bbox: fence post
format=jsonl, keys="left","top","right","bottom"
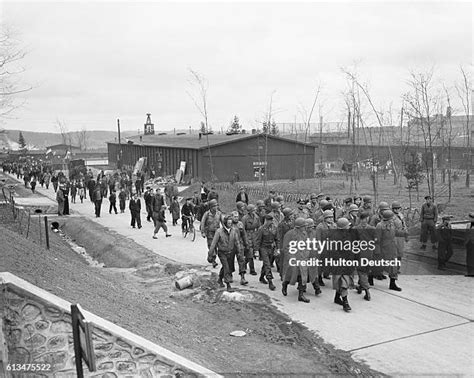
{"left": 44, "top": 216, "right": 50, "bottom": 250}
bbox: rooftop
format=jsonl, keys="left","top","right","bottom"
{"left": 108, "top": 133, "right": 312, "bottom": 150}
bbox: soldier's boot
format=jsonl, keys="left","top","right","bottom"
{"left": 318, "top": 275, "right": 325, "bottom": 286}
{"left": 389, "top": 278, "right": 402, "bottom": 291}
{"left": 240, "top": 273, "right": 248, "bottom": 286}
{"left": 226, "top": 282, "right": 234, "bottom": 293}
{"left": 268, "top": 279, "right": 276, "bottom": 291}
{"left": 313, "top": 284, "right": 322, "bottom": 296}
{"left": 356, "top": 285, "right": 363, "bottom": 294}
{"left": 298, "top": 290, "right": 310, "bottom": 303}
{"left": 368, "top": 275, "right": 374, "bottom": 286}
{"left": 259, "top": 276, "right": 268, "bottom": 285}
{"left": 282, "top": 282, "right": 288, "bottom": 296}
{"left": 364, "top": 289, "right": 371, "bottom": 301}
{"left": 217, "top": 278, "right": 225, "bottom": 288}
{"left": 342, "top": 296, "right": 351, "bottom": 312}
{"left": 248, "top": 259, "right": 257, "bottom": 275}
{"left": 334, "top": 291, "right": 343, "bottom": 306}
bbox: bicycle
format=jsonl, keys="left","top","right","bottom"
{"left": 182, "top": 214, "right": 196, "bottom": 241}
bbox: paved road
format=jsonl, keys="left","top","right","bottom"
{"left": 6, "top": 173, "right": 474, "bottom": 376}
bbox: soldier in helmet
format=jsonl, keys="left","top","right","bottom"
{"left": 392, "top": 201, "right": 408, "bottom": 273}
{"left": 241, "top": 204, "right": 260, "bottom": 275}
{"left": 347, "top": 204, "right": 360, "bottom": 226}
{"left": 230, "top": 211, "right": 250, "bottom": 286}
{"left": 374, "top": 210, "right": 408, "bottom": 291}
{"left": 281, "top": 217, "right": 311, "bottom": 303}
{"left": 306, "top": 218, "right": 322, "bottom": 296}
{"left": 264, "top": 190, "right": 276, "bottom": 213}
{"left": 337, "top": 197, "right": 354, "bottom": 219}
{"left": 331, "top": 217, "right": 355, "bottom": 312}
{"left": 255, "top": 214, "right": 278, "bottom": 291}
{"left": 370, "top": 201, "right": 391, "bottom": 227}
{"left": 294, "top": 199, "right": 310, "bottom": 219}
{"left": 316, "top": 209, "right": 337, "bottom": 284}
{"left": 420, "top": 195, "right": 438, "bottom": 250}
{"left": 275, "top": 195, "right": 285, "bottom": 211}
{"left": 436, "top": 215, "right": 453, "bottom": 270}
{"left": 256, "top": 199, "right": 267, "bottom": 224}
{"left": 236, "top": 201, "right": 247, "bottom": 222}
{"left": 308, "top": 193, "right": 320, "bottom": 220}
{"left": 276, "top": 207, "right": 295, "bottom": 280}
{"left": 353, "top": 212, "right": 375, "bottom": 299}
{"left": 269, "top": 201, "right": 283, "bottom": 226}
{"left": 200, "top": 199, "right": 223, "bottom": 267}
{"left": 314, "top": 199, "right": 330, "bottom": 225}
{"left": 360, "top": 195, "right": 374, "bottom": 217}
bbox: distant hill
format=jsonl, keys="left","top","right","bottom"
{"left": 0, "top": 129, "right": 138, "bottom": 150}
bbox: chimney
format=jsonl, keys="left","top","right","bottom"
{"left": 251, "top": 129, "right": 256, "bottom": 134}
{"left": 199, "top": 133, "right": 202, "bottom": 140}
{"left": 139, "top": 135, "right": 143, "bottom": 142}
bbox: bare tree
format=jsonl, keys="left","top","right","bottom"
{"left": 403, "top": 69, "right": 444, "bottom": 201}
{"left": 55, "top": 118, "right": 71, "bottom": 146}
{"left": 187, "top": 69, "right": 214, "bottom": 180}
{"left": 75, "top": 126, "right": 89, "bottom": 151}
{"left": 456, "top": 65, "right": 472, "bottom": 188}
{"left": 0, "top": 25, "right": 31, "bottom": 117}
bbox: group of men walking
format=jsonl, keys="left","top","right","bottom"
{"left": 202, "top": 190, "right": 473, "bottom": 312}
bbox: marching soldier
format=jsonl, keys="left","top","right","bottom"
{"left": 305, "top": 218, "right": 322, "bottom": 296}
{"left": 331, "top": 218, "right": 356, "bottom": 312}
{"left": 255, "top": 214, "right": 278, "bottom": 291}
{"left": 347, "top": 204, "right": 360, "bottom": 226}
{"left": 354, "top": 212, "right": 375, "bottom": 299}
{"left": 359, "top": 195, "right": 374, "bottom": 217}
{"left": 264, "top": 190, "right": 276, "bottom": 213}
{"left": 241, "top": 204, "right": 261, "bottom": 275}
{"left": 229, "top": 211, "right": 249, "bottom": 286}
{"left": 294, "top": 199, "right": 310, "bottom": 219}
{"left": 208, "top": 215, "right": 236, "bottom": 292}
{"left": 420, "top": 195, "right": 438, "bottom": 250}
{"left": 375, "top": 210, "right": 408, "bottom": 291}
{"left": 200, "top": 199, "right": 223, "bottom": 267}
{"left": 308, "top": 193, "right": 319, "bottom": 220}
{"left": 370, "top": 202, "right": 390, "bottom": 227}
{"left": 316, "top": 210, "right": 337, "bottom": 283}
{"left": 269, "top": 201, "right": 283, "bottom": 226}
{"left": 276, "top": 208, "right": 295, "bottom": 279}
{"left": 392, "top": 201, "right": 409, "bottom": 272}
{"left": 256, "top": 200, "right": 267, "bottom": 224}
{"left": 236, "top": 201, "right": 247, "bottom": 221}
{"left": 281, "top": 218, "right": 311, "bottom": 303}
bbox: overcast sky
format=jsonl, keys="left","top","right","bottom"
{"left": 1, "top": 1, "right": 472, "bottom": 133}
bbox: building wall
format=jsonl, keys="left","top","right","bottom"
{"left": 200, "top": 136, "right": 315, "bottom": 181}
{"left": 108, "top": 143, "right": 199, "bottom": 177}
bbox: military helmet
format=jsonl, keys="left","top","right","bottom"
{"left": 336, "top": 217, "right": 350, "bottom": 229}
{"left": 247, "top": 204, "right": 256, "bottom": 212}
{"left": 319, "top": 199, "right": 329, "bottom": 209}
{"left": 363, "top": 195, "right": 372, "bottom": 203}
{"left": 382, "top": 210, "right": 394, "bottom": 220}
{"left": 236, "top": 201, "right": 245, "bottom": 209}
{"left": 282, "top": 207, "right": 294, "bottom": 216}
{"left": 294, "top": 217, "right": 307, "bottom": 228}
{"left": 271, "top": 202, "right": 281, "bottom": 209}
{"left": 378, "top": 201, "right": 390, "bottom": 211}
{"left": 209, "top": 199, "right": 218, "bottom": 207}
{"left": 391, "top": 201, "right": 402, "bottom": 209}
{"left": 348, "top": 204, "right": 359, "bottom": 212}
{"left": 323, "top": 210, "right": 334, "bottom": 219}
{"left": 276, "top": 195, "right": 284, "bottom": 202}
{"left": 256, "top": 200, "right": 264, "bottom": 207}
{"left": 305, "top": 218, "right": 315, "bottom": 227}
{"left": 310, "top": 193, "right": 317, "bottom": 199}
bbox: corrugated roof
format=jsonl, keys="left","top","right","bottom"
{"left": 108, "top": 133, "right": 313, "bottom": 150}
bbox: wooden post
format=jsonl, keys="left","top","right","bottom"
{"left": 44, "top": 216, "right": 50, "bottom": 249}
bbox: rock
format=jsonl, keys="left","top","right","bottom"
{"left": 220, "top": 291, "right": 255, "bottom": 302}
{"left": 230, "top": 330, "right": 246, "bottom": 337}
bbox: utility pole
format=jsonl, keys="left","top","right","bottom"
{"left": 117, "top": 119, "right": 122, "bottom": 169}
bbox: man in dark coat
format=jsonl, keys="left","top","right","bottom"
{"left": 92, "top": 185, "right": 103, "bottom": 218}
{"left": 236, "top": 187, "right": 249, "bottom": 205}
{"left": 144, "top": 187, "right": 153, "bottom": 221}
{"left": 281, "top": 218, "right": 311, "bottom": 303}
{"left": 436, "top": 215, "right": 453, "bottom": 270}
{"left": 255, "top": 214, "right": 278, "bottom": 291}
{"left": 129, "top": 192, "right": 142, "bottom": 229}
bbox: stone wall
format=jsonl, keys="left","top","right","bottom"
{"left": 0, "top": 275, "right": 218, "bottom": 377}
